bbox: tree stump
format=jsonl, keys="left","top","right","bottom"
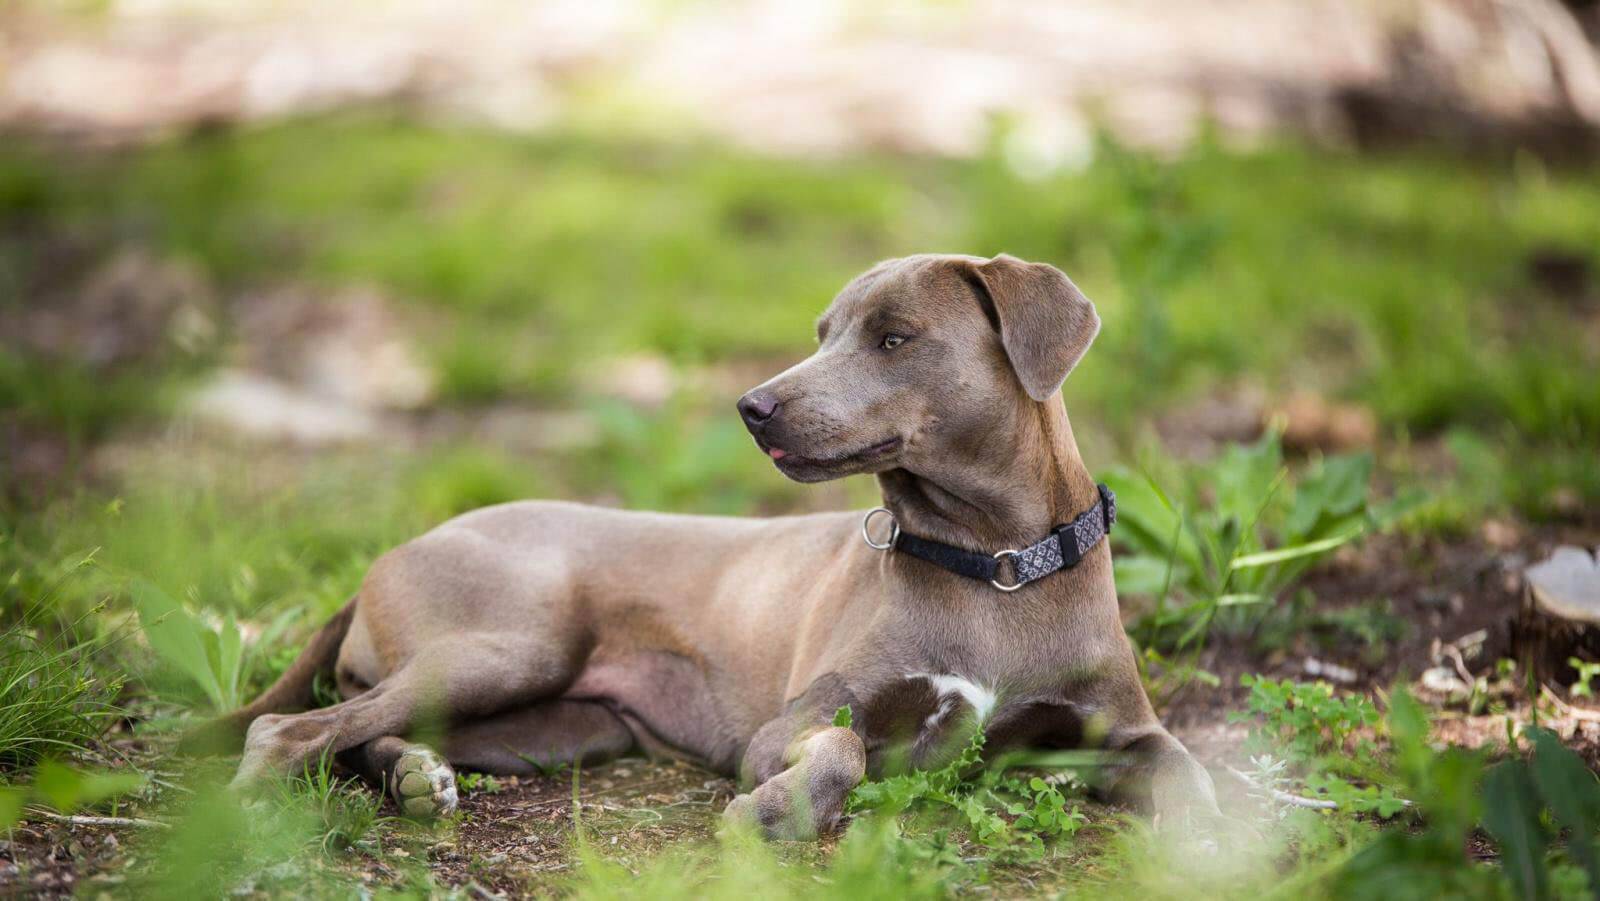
{"left": 1517, "top": 546, "right": 1600, "bottom": 691}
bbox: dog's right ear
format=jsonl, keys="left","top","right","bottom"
{"left": 958, "top": 254, "right": 1101, "bottom": 402}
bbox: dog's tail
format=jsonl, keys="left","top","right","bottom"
{"left": 178, "top": 597, "right": 358, "bottom": 756}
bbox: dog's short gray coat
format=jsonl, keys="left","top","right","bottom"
{"left": 219, "top": 253, "right": 1219, "bottom": 836}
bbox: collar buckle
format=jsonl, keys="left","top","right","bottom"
{"left": 989, "top": 549, "right": 1024, "bottom": 592}
{"left": 861, "top": 507, "right": 900, "bottom": 551}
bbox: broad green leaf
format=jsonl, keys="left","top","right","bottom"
{"left": 1210, "top": 434, "right": 1282, "bottom": 528}
{"left": 217, "top": 611, "right": 243, "bottom": 710}
{"left": 832, "top": 705, "right": 853, "bottom": 729}
{"left": 1529, "top": 728, "right": 1600, "bottom": 892}
{"left": 1387, "top": 689, "right": 1432, "bottom": 786}
{"left": 1113, "top": 554, "right": 1179, "bottom": 596}
{"left": 1482, "top": 760, "right": 1550, "bottom": 901}
{"left": 133, "top": 580, "right": 223, "bottom": 709}
{"left": 1286, "top": 452, "right": 1372, "bottom": 539}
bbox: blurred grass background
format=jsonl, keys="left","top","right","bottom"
{"left": 2, "top": 107, "right": 1597, "bottom": 698}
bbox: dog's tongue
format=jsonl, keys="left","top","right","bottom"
{"left": 768, "top": 448, "right": 788, "bottom": 460}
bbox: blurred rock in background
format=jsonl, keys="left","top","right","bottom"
{"left": 187, "top": 287, "right": 436, "bottom": 446}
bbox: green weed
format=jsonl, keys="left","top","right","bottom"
{"left": 1108, "top": 432, "right": 1393, "bottom": 652}
{"left": 132, "top": 579, "right": 299, "bottom": 712}
{"left": 406, "top": 445, "right": 549, "bottom": 522}
{"left": 455, "top": 771, "right": 503, "bottom": 795}
{"left": 1332, "top": 692, "right": 1600, "bottom": 900}
{"left": 1570, "top": 658, "right": 1600, "bottom": 699}
{"left": 1231, "top": 675, "right": 1406, "bottom": 817}
{"left": 849, "top": 727, "right": 1090, "bottom": 866}
{"left": 272, "top": 749, "right": 388, "bottom": 854}
{"left": 127, "top": 752, "right": 426, "bottom": 897}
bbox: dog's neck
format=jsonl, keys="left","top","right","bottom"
{"left": 878, "top": 396, "right": 1099, "bottom": 553}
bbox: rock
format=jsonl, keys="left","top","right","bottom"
{"left": 1303, "top": 657, "right": 1358, "bottom": 684}
{"left": 1418, "top": 666, "right": 1472, "bottom": 702}
{"left": 1274, "top": 392, "right": 1377, "bottom": 452}
{"left": 184, "top": 286, "right": 437, "bottom": 445}
{"left": 591, "top": 354, "right": 675, "bottom": 408}
{"left": 1481, "top": 518, "right": 1523, "bottom": 550}
{"left": 232, "top": 286, "right": 435, "bottom": 411}
{"left": 187, "top": 369, "right": 380, "bottom": 446}
{"left": 1156, "top": 386, "right": 1266, "bottom": 459}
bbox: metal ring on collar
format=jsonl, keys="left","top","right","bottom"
{"left": 861, "top": 507, "right": 899, "bottom": 550}
{"left": 990, "top": 549, "right": 1023, "bottom": 592}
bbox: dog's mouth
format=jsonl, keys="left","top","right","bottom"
{"left": 756, "top": 436, "right": 903, "bottom": 480}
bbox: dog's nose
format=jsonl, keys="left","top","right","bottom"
{"left": 737, "top": 391, "right": 780, "bottom": 428}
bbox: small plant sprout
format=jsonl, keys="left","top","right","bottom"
{"left": 1568, "top": 657, "right": 1600, "bottom": 698}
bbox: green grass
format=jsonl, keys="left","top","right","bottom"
{"left": 0, "top": 625, "right": 121, "bottom": 772}
{"left": 0, "top": 551, "right": 123, "bottom": 772}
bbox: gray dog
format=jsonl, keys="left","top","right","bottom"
{"left": 217, "top": 253, "right": 1219, "bottom": 836}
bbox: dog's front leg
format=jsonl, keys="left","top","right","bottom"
{"left": 1109, "top": 726, "right": 1221, "bottom": 830}
{"left": 723, "top": 720, "right": 865, "bottom": 840}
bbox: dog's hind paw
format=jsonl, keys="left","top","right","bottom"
{"left": 391, "top": 744, "right": 458, "bottom": 818}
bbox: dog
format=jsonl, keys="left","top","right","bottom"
{"left": 217, "top": 253, "right": 1220, "bottom": 836}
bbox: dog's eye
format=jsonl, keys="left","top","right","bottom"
{"left": 880, "top": 334, "right": 906, "bottom": 350}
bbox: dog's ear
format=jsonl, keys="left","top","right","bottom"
{"left": 960, "top": 254, "right": 1100, "bottom": 402}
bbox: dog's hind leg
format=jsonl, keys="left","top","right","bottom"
{"left": 342, "top": 735, "right": 459, "bottom": 817}
{"left": 232, "top": 632, "right": 572, "bottom": 792}
{"left": 335, "top": 701, "right": 635, "bottom": 817}
{"left": 443, "top": 700, "right": 636, "bottom": 775}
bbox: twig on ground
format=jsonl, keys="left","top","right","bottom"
{"left": 1225, "top": 766, "right": 1339, "bottom": 810}
{"left": 25, "top": 807, "right": 170, "bottom": 830}
{"left": 1541, "top": 685, "right": 1600, "bottom": 722}
{"left": 147, "top": 776, "right": 193, "bottom": 795}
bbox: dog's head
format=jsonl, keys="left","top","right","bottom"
{"left": 737, "top": 253, "right": 1100, "bottom": 483}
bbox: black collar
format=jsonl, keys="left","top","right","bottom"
{"left": 862, "top": 484, "right": 1115, "bottom": 592}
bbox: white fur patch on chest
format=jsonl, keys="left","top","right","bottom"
{"left": 908, "top": 672, "right": 998, "bottom": 727}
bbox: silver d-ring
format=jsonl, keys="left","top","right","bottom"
{"left": 991, "top": 549, "right": 1023, "bottom": 592}
{"left": 861, "top": 507, "right": 899, "bottom": 550}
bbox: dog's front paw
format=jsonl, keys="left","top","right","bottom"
{"left": 721, "top": 773, "right": 831, "bottom": 841}
{"left": 1154, "top": 807, "right": 1263, "bottom": 860}
{"left": 391, "top": 744, "right": 458, "bottom": 818}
